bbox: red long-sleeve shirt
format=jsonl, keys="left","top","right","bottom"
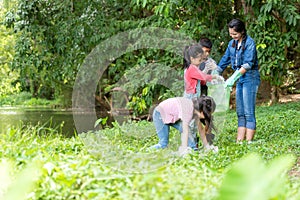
{"left": 184, "top": 64, "right": 212, "bottom": 94}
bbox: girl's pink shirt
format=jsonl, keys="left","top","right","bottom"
{"left": 184, "top": 64, "right": 212, "bottom": 94}
{"left": 156, "top": 97, "right": 194, "bottom": 124}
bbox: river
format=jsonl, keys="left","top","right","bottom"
{"left": 0, "top": 106, "right": 114, "bottom": 137}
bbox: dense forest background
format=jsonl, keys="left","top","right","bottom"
{"left": 0, "top": 0, "right": 299, "bottom": 116}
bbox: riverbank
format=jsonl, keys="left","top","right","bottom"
{"left": 0, "top": 92, "right": 65, "bottom": 108}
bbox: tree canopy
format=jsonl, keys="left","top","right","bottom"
{"left": 2, "top": 0, "right": 300, "bottom": 113}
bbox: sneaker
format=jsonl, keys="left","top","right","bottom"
{"left": 236, "top": 140, "right": 243, "bottom": 145}
{"left": 192, "top": 147, "right": 199, "bottom": 151}
{"left": 149, "top": 143, "right": 164, "bottom": 150}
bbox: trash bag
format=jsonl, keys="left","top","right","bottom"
{"left": 207, "top": 82, "right": 230, "bottom": 113}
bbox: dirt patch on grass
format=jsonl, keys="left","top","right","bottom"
{"left": 289, "top": 158, "right": 300, "bottom": 178}
{"left": 279, "top": 93, "right": 300, "bottom": 103}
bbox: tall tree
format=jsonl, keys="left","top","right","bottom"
{"left": 3, "top": 0, "right": 299, "bottom": 111}
{"left": 0, "top": 0, "right": 20, "bottom": 97}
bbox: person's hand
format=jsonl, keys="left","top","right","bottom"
{"left": 178, "top": 146, "right": 192, "bottom": 157}
{"left": 204, "top": 144, "right": 219, "bottom": 153}
{"left": 224, "top": 70, "right": 242, "bottom": 87}
{"left": 203, "top": 58, "right": 217, "bottom": 74}
{"left": 211, "top": 69, "right": 220, "bottom": 75}
{"left": 224, "top": 77, "right": 235, "bottom": 87}
{"left": 210, "top": 145, "right": 219, "bottom": 153}
{"left": 210, "top": 75, "right": 225, "bottom": 85}
{"left": 212, "top": 75, "right": 224, "bottom": 82}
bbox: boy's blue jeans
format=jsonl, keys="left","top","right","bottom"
{"left": 236, "top": 70, "right": 260, "bottom": 130}
{"left": 151, "top": 109, "right": 197, "bottom": 149}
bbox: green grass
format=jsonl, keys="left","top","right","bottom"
{"left": 0, "top": 102, "right": 299, "bottom": 199}
{"left": 0, "top": 92, "right": 68, "bottom": 108}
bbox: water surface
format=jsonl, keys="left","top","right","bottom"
{"left": 0, "top": 107, "right": 78, "bottom": 137}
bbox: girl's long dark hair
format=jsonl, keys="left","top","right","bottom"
{"left": 183, "top": 44, "right": 204, "bottom": 69}
{"left": 193, "top": 95, "right": 216, "bottom": 133}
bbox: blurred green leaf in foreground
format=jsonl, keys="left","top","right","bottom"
{"left": 217, "top": 153, "right": 296, "bottom": 200}
{"left": 0, "top": 159, "right": 41, "bottom": 200}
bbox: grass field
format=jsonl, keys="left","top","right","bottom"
{"left": 0, "top": 101, "right": 299, "bottom": 200}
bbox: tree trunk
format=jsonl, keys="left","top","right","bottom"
{"left": 270, "top": 85, "right": 280, "bottom": 105}
{"left": 234, "top": 0, "right": 242, "bottom": 13}
{"left": 241, "top": 0, "right": 255, "bottom": 18}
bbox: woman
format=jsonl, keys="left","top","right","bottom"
{"left": 216, "top": 19, "right": 261, "bottom": 143}
{"left": 150, "top": 95, "right": 218, "bottom": 155}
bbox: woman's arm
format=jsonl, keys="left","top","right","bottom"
{"left": 240, "top": 40, "right": 257, "bottom": 71}
{"left": 217, "top": 43, "right": 232, "bottom": 73}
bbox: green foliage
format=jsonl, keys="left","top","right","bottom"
{"left": 0, "top": 102, "right": 299, "bottom": 199}
{"left": 3, "top": 0, "right": 233, "bottom": 107}
{"left": 94, "top": 117, "right": 109, "bottom": 128}
{"left": 217, "top": 153, "right": 295, "bottom": 200}
{"left": 116, "top": 60, "right": 183, "bottom": 115}
{"left": 0, "top": 92, "right": 59, "bottom": 106}
{"left": 0, "top": 92, "right": 30, "bottom": 106}
{"left": 0, "top": 3, "right": 20, "bottom": 97}
{"left": 3, "top": 0, "right": 89, "bottom": 98}
{"left": 2, "top": 0, "right": 299, "bottom": 110}
{"left": 0, "top": 159, "right": 41, "bottom": 200}
{"left": 246, "top": 0, "right": 300, "bottom": 87}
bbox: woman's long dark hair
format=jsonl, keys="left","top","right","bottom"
{"left": 192, "top": 95, "right": 216, "bottom": 133}
{"left": 229, "top": 19, "right": 247, "bottom": 50}
{"left": 183, "top": 44, "right": 204, "bottom": 69}
{"left": 228, "top": 18, "right": 247, "bottom": 37}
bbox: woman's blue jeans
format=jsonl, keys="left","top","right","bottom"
{"left": 236, "top": 70, "right": 260, "bottom": 130}
{"left": 152, "top": 109, "right": 197, "bottom": 149}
